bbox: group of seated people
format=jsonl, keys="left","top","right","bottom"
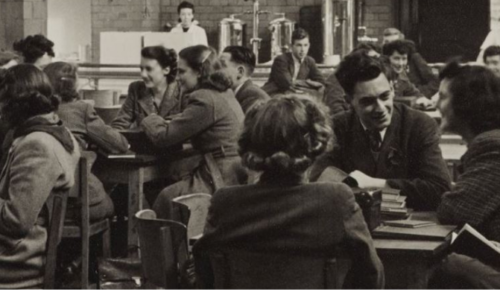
{"left": 0, "top": 22, "right": 500, "bottom": 289}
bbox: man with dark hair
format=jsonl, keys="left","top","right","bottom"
{"left": 220, "top": 46, "right": 270, "bottom": 113}
{"left": 382, "top": 40, "right": 433, "bottom": 109}
{"left": 262, "top": 28, "right": 325, "bottom": 97}
{"left": 483, "top": 45, "right": 500, "bottom": 77}
{"left": 310, "top": 51, "right": 451, "bottom": 211}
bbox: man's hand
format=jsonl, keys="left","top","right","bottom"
{"left": 349, "top": 170, "right": 387, "bottom": 190}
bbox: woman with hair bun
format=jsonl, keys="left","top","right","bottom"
{"left": 0, "top": 65, "right": 79, "bottom": 288}
{"left": 13, "top": 34, "right": 55, "bottom": 69}
{"left": 141, "top": 45, "right": 244, "bottom": 218}
{"left": 111, "top": 46, "right": 183, "bottom": 130}
{"left": 193, "top": 95, "right": 384, "bottom": 289}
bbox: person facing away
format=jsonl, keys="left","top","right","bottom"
{"left": 0, "top": 65, "right": 80, "bottom": 288}
{"left": 193, "top": 95, "right": 384, "bottom": 289}
{"left": 310, "top": 50, "right": 451, "bottom": 211}
{"left": 13, "top": 34, "right": 55, "bottom": 69}
{"left": 382, "top": 28, "right": 439, "bottom": 99}
{"left": 140, "top": 45, "right": 244, "bottom": 219}
{"left": 483, "top": 45, "right": 500, "bottom": 77}
{"left": 170, "top": 1, "right": 208, "bottom": 46}
{"left": 428, "top": 62, "right": 500, "bottom": 289}
{"left": 111, "top": 46, "right": 184, "bottom": 130}
{"left": 382, "top": 40, "right": 434, "bottom": 109}
{"left": 220, "top": 45, "right": 270, "bottom": 113}
{"left": 44, "top": 61, "right": 129, "bottom": 222}
{"left": 262, "top": 28, "right": 325, "bottom": 96}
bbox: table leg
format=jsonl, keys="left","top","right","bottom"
{"left": 128, "top": 168, "right": 144, "bottom": 254}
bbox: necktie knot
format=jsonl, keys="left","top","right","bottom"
{"left": 367, "top": 130, "right": 382, "bottom": 152}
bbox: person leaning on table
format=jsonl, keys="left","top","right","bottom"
{"left": 429, "top": 62, "right": 500, "bottom": 289}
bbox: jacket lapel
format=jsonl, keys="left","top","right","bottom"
{"left": 347, "top": 114, "right": 378, "bottom": 175}
{"left": 158, "top": 81, "right": 180, "bottom": 117}
{"left": 376, "top": 107, "right": 404, "bottom": 177}
{"left": 286, "top": 53, "right": 295, "bottom": 78}
{"left": 136, "top": 89, "right": 157, "bottom": 116}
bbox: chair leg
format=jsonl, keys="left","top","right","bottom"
{"left": 102, "top": 221, "right": 111, "bottom": 258}
{"left": 81, "top": 234, "right": 90, "bottom": 289}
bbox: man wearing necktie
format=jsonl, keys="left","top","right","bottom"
{"left": 310, "top": 50, "right": 451, "bottom": 211}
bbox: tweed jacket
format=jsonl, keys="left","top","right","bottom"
{"left": 262, "top": 52, "right": 325, "bottom": 95}
{"left": 58, "top": 100, "right": 129, "bottom": 154}
{"left": 438, "top": 130, "right": 500, "bottom": 242}
{"left": 235, "top": 79, "right": 270, "bottom": 114}
{"left": 311, "top": 104, "right": 451, "bottom": 210}
{"left": 0, "top": 113, "right": 80, "bottom": 289}
{"left": 193, "top": 174, "right": 385, "bottom": 289}
{"left": 111, "top": 80, "right": 183, "bottom": 130}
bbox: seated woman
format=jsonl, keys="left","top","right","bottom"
{"left": 193, "top": 95, "right": 384, "bottom": 289}
{"left": 111, "top": 46, "right": 182, "bottom": 130}
{"left": 170, "top": 1, "right": 208, "bottom": 46}
{"left": 44, "top": 62, "right": 129, "bottom": 221}
{"left": 430, "top": 62, "right": 500, "bottom": 289}
{"left": 0, "top": 65, "right": 80, "bottom": 288}
{"left": 13, "top": 34, "right": 55, "bottom": 69}
{"left": 140, "top": 45, "right": 245, "bottom": 219}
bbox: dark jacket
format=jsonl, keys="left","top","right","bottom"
{"left": 111, "top": 80, "right": 183, "bottom": 130}
{"left": 262, "top": 52, "right": 325, "bottom": 95}
{"left": 193, "top": 174, "right": 385, "bottom": 289}
{"left": 323, "top": 72, "right": 349, "bottom": 116}
{"left": 438, "top": 130, "right": 500, "bottom": 242}
{"left": 394, "top": 72, "right": 424, "bottom": 99}
{"left": 408, "top": 53, "right": 439, "bottom": 98}
{"left": 311, "top": 104, "right": 451, "bottom": 210}
{"left": 235, "top": 79, "right": 270, "bottom": 113}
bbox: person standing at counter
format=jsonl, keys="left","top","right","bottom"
{"left": 111, "top": 46, "right": 183, "bottom": 130}
{"left": 170, "top": 1, "right": 208, "bottom": 46}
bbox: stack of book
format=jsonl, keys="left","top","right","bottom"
{"left": 381, "top": 189, "right": 410, "bottom": 219}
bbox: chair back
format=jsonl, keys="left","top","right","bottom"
{"left": 44, "top": 190, "right": 69, "bottom": 289}
{"left": 80, "top": 90, "right": 119, "bottom": 107}
{"left": 94, "top": 105, "right": 122, "bottom": 124}
{"left": 172, "top": 193, "right": 211, "bottom": 239}
{"left": 135, "top": 210, "right": 188, "bottom": 289}
{"left": 210, "top": 250, "right": 340, "bottom": 289}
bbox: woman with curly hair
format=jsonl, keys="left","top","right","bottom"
{"left": 193, "top": 95, "right": 384, "bottom": 289}
{"left": 13, "top": 34, "right": 55, "bottom": 69}
{"left": 0, "top": 65, "right": 79, "bottom": 288}
{"left": 111, "top": 46, "right": 183, "bottom": 130}
{"left": 141, "top": 45, "right": 244, "bottom": 218}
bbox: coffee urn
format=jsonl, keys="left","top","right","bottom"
{"left": 268, "top": 13, "right": 296, "bottom": 60}
{"left": 322, "top": 0, "right": 356, "bottom": 65}
{"left": 219, "top": 14, "right": 247, "bottom": 52}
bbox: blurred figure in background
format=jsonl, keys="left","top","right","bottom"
{"left": 170, "top": 1, "right": 208, "bottom": 46}
{"left": 13, "top": 34, "right": 55, "bottom": 69}
{"left": 483, "top": 45, "right": 500, "bottom": 77}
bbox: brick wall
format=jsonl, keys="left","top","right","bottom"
{"left": 90, "top": 0, "right": 395, "bottom": 63}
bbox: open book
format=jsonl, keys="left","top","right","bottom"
{"left": 451, "top": 224, "right": 500, "bottom": 268}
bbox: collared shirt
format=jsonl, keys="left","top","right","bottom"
{"left": 359, "top": 120, "right": 387, "bottom": 141}
{"left": 234, "top": 79, "right": 250, "bottom": 97}
{"left": 291, "top": 53, "right": 304, "bottom": 82}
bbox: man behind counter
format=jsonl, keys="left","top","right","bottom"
{"left": 310, "top": 51, "right": 451, "bottom": 211}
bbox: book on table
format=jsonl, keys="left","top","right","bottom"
{"left": 383, "top": 219, "right": 436, "bottom": 228}
{"left": 380, "top": 189, "right": 409, "bottom": 219}
{"left": 372, "top": 224, "right": 456, "bottom": 241}
{"left": 451, "top": 224, "right": 500, "bottom": 268}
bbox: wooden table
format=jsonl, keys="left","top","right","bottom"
{"left": 374, "top": 212, "right": 453, "bottom": 289}
{"left": 93, "top": 149, "right": 201, "bottom": 253}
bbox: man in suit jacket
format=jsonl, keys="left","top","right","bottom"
{"left": 220, "top": 46, "right": 270, "bottom": 113}
{"left": 310, "top": 51, "right": 451, "bottom": 211}
{"left": 262, "top": 28, "right": 325, "bottom": 97}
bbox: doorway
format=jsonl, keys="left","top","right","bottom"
{"left": 415, "top": 0, "right": 490, "bottom": 62}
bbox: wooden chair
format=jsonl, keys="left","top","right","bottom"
{"left": 44, "top": 190, "right": 69, "bottom": 289}
{"left": 172, "top": 193, "right": 211, "bottom": 240}
{"left": 135, "top": 210, "right": 188, "bottom": 289}
{"left": 94, "top": 105, "right": 121, "bottom": 124}
{"left": 210, "top": 250, "right": 340, "bottom": 289}
{"left": 62, "top": 151, "right": 111, "bottom": 289}
{"left": 80, "top": 90, "right": 119, "bottom": 107}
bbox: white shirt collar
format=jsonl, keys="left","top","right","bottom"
{"left": 234, "top": 79, "right": 250, "bottom": 96}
